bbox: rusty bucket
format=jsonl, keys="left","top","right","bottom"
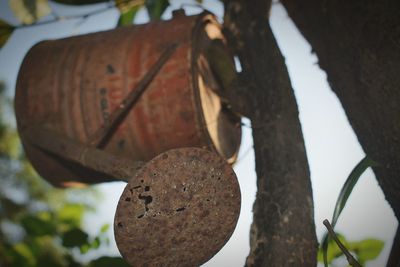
{"left": 15, "top": 11, "right": 241, "bottom": 186}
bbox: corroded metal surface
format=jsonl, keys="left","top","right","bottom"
{"left": 88, "top": 43, "right": 178, "bottom": 148}
{"left": 114, "top": 147, "right": 241, "bottom": 267}
{"left": 23, "top": 126, "right": 144, "bottom": 182}
{"left": 15, "top": 12, "right": 241, "bottom": 186}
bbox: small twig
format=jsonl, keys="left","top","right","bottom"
{"left": 323, "top": 219, "right": 362, "bottom": 267}
{"left": 14, "top": 4, "right": 116, "bottom": 29}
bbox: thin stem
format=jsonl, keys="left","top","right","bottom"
{"left": 14, "top": 4, "right": 115, "bottom": 29}
{"left": 323, "top": 219, "right": 362, "bottom": 267}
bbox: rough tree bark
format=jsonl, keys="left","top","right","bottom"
{"left": 222, "top": 0, "right": 318, "bottom": 265}
{"left": 280, "top": 0, "right": 400, "bottom": 265}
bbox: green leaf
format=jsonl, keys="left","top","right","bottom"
{"left": 0, "top": 19, "right": 15, "bottom": 48}
{"left": 80, "top": 243, "right": 91, "bottom": 254}
{"left": 65, "top": 254, "right": 81, "bottom": 267}
{"left": 100, "top": 223, "right": 109, "bottom": 233}
{"left": 90, "top": 237, "right": 101, "bottom": 249}
{"left": 321, "top": 233, "right": 329, "bottom": 267}
{"left": 318, "top": 233, "right": 348, "bottom": 264}
{"left": 322, "top": 156, "right": 378, "bottom": 266}
{"left": 145, "top": 0, "right": 169, "bottom": 20}
{"left": 117, "top": 5, "right": 141, "bottom": 27}
{"left": 0, "top": 126, "right": 20, "bottom": 158}
{"left": 51, "top": 0, "right": 108, "bottom": 5}
{"left": 58, "top": 203, "right": 85, "bottom": 227}
{"left": 332, "top": 157, "right": 378, "bottom": 228}
{"left": 115, "top": 0, "right": 145, "bottom": 12}
{"left": 11, "top": 243, "right": 36, "bottom": 267}
{"left": 36, "top": 257, "right": 64, "bottom": 267}
{"left": 9, "top": 0, "right": 51, "bottom": 25}
{"left": 349, "top": 239, "right": 384, "bottom": 263}
{"left": 61, "top": 228, "right": 89, "bottom": 248}
{"left": 90, "top": 256, "right": 130, "bottom": 267}
{"left": 21, "top": 215, "right": 56, "bottom": 236}
{"left": 35, "top": 241, "right": 66, "bottom": 267}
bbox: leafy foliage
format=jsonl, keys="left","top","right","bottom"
{"left": 331, "top": 157, "right": 379, "bottom": 228}
{"left": 21, "top": 214, "right": 57, "bottom": 237}
{"left": 116, "top": 1, "right": 142, "bottom": 27}
{"left": 0, "top": 83, "right": 126, "bottom": 266}
{"left": 115, "top": 0, "right": 144, "bottom": 13}
{"left": 350, "top": 239, "right": 385, "bottom": 265}
{"left": 145, "top": 0, "right": 169, "bottom": 20}
{"left": 90, "top": 256, "right": 131, "bottom": 267}
{"left": 0, "top": 19, "right": 15, "bottom": 49}
{"left": 62, "top": 228, "right": 89, "bottom": 247}
{"left": 3, "top": 0, "right": 173, "bottom": 48}
{"left": 318, "top": 233, "right": 384, "bottom": 266}
{"left": 0, "top": 0, "right": 176, "bottom": 263}
{"left": 9, "top": 0, "right": 51, "bottom": 25}
{"left": 116, "top": 0, "right": 169, "bottom": 26}
{"left": 318, "top": 233, "right": 349, "bottom": 265}
{"left": 51, "top": 0, "right": 109, "bottom": 5}
{"left": 321, "top": 157, "right": 381, "bottom": 266}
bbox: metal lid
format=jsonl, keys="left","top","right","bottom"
{"left": 114, "top": 147, "right": 241, "bottom": 266}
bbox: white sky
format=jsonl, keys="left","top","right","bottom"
{"left": 0, "top": 1, "right": 397, "bottom": 266}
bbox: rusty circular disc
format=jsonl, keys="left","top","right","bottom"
{"left": 114, "top": 147, "right": 241, "bottom": 267}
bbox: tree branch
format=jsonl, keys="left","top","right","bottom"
{"left": 223, "top": 0, "right": 318, "bottom": 265}
{"left": 280, "top": 0, "right": 400, "bottom": 265}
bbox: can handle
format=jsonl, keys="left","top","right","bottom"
{"left": 88, "top": 43, "right": 178, "bottom": 148}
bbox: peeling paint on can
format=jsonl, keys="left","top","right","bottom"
{"left": 15, "top": 12, "right": 241, "bottom": 186}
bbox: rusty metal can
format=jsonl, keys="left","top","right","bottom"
{"left": 15, "top": 11, "right": 241, "bottom": 186}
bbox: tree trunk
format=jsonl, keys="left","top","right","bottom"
{"left": 280, "top": 0, "right": 400, "bottom": 265}
{"left": 222, "top": 1, "right": 318, "bottom": 265}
